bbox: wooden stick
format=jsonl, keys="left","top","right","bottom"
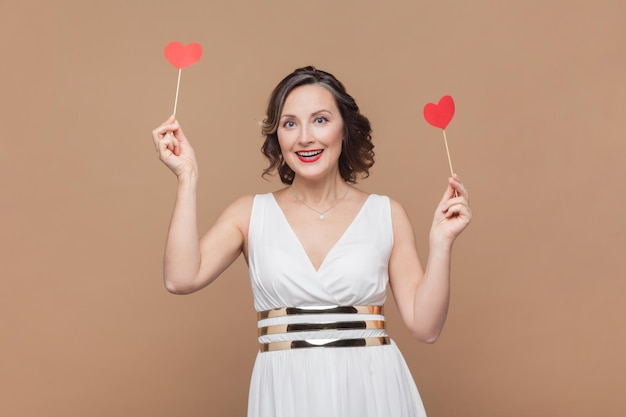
{"left": 442, "top": 129, "right": 458, "bottom": 197}
{"left": 172, "top": 68, "right": 182, "bottom": 117}
{"left": 442, "top": 129, "right": 454, "bottom": 176}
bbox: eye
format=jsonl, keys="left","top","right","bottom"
{"left": 314, "top": 116, "right": 328, "bottom": 124}
{"left": 282, "top": 120, "right": 296, "bottom": 128}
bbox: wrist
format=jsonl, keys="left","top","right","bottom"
{"left": 429, "top": 231, "right": 454, "bottom": 252}
{"left": 177, "top": 169, "right": 199, "bottom": 186}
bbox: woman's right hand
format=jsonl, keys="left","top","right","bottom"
{"left": 151, "top": 116, "right": 198, "bottom": 178}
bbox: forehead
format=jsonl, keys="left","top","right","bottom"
{"left": 281, "top": 84, "right": 338, "bottom": 115}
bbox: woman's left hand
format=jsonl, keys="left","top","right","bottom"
{"left": 430, "top": 174, "right": 472, "bottom": 246}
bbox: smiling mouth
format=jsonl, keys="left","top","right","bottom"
{"left": 296, "top": 150, "right": 323, "bottom": 158}
{"left": 295, "top": 149, "right": 324, "bottom": 162}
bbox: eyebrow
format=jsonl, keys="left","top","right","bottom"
{"left": 279, "top": 109, "right": 334, "bottom": 119}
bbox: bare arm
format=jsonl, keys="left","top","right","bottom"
{"left": 152, "top": 117, "right": 249, "bottom": 294}
{"left": 388, "top": 175, "right": 472, "bottom": 343}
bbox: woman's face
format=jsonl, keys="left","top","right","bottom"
{"left": 277, "top": 84, "right": 344, "bottom": 182}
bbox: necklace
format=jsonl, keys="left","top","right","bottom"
{"left": 290, "top": 186, "right": 350, "bottom": 220}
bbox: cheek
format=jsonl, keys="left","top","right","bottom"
{"left": 328, "top": 125, "right": 344, "bottom": 147}
{"left": 276, "top": 132, "right": 296, "bottom": 158}
{"left": 276, "top": 131, "right": 289, "bottom": 150}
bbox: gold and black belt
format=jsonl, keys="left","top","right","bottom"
{"left": 257, "top": 305, "right": 389, "bottom": 352}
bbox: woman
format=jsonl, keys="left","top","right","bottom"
{"left": 151, "top": 66, "right": 472, "bottom": 417}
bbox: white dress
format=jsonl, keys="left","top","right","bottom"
{"left": 247, "top": 193, "right": 427, "bottom": 417}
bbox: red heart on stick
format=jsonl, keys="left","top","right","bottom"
{"left": 164, "top": 41, "right": 203, "bottom": 69}
{"left": 423, "top": 95, "right": 455, "bottom": 129}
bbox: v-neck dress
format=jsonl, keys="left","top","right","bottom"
{"left": 247, "top": 193, "right": 426, "bottom": 417}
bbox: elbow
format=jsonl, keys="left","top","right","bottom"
{"left": 419, "top": 333, "right": 440, "bottom": 344}
{"left": 409, "top": 328, "right": 442, "bottom": 344}
{"left": 164, "top": 278, "right": 197, "bottom": 295}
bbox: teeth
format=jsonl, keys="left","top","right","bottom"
{"left": 297, "top": 150, "right": 322, "bottom": 157}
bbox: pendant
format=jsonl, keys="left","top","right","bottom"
{"left": 319, "top": 214, "right": 325, "bottom": 220}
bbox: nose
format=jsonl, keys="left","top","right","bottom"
{"left": 298, "top": 125, "right": 314, "bottom": 145}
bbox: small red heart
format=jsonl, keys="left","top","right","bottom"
{"left": 164, "top": 41, "right": 203, "bottom": 69}
{"left": 423, "top": 95, "right": 455, "bottom": 130}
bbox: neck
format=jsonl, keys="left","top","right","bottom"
{"left": 289, "top": 177, "right": 350, "bottom": 220}
{"left": 289, "top": 176, "right": 348, "bottom": 205}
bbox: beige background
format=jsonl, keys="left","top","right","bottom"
{"left": 2, "top": 1, "right": 625, "bottom": 416}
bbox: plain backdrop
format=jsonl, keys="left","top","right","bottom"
{"left": 1, "top": 1, "right": 625, "bottom": 416}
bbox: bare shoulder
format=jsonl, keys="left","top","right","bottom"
{"left": 224, "top": 194, "right": 256, "bottom": 213}
{"left": 216, "top": 194, "right": 256, "bottom": 232}
{"left": 387, "top": 196, "right": 416, "bottom": 238}
{"left": 387, "top": 196, "right": 411, "bottom": 221}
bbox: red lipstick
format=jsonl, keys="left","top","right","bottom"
{"left": 295, "top": 149, "right": 323, "bottom": 163}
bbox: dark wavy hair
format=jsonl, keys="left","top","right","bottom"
{"left": 261, "top": 66, "right": 374, "bottom": 185}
